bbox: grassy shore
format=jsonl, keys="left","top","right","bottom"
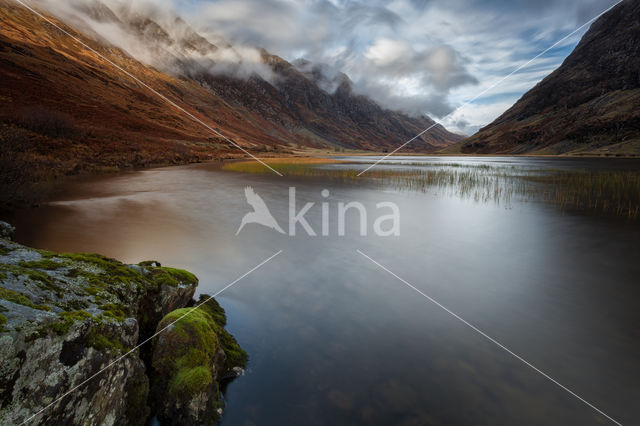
{"left": 222, "top": 158, "right": 640, "bottom": 220}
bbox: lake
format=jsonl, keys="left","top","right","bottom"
{"left": 8, "top": 156, "right": 640, "bottom": 425}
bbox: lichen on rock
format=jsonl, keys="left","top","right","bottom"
{"left": 0, "top": 230, "right": 243, "bottom": 425}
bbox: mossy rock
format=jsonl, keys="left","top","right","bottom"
{"left": 0, "top": 263, "right": 59, "bottom": 290}
{"left": 138, "top": 260, "right": 161, "bottom": 267}
{"left": 18, "top": 259, "right": 64, "bottom": 270}
{"left": 151, "top": 295, "right": 247, "bottom": 423}
{"left": 147, "top": 267, "right": 198, "bottom": 288}
{"left": 0, "top": 286, "right": 51, "bottom": 311}
{"left": 51, "top": 310, "right": 93, "bottom": 335}
{"left": 0, "top": 235, "right": 204, "bottom": 425}
{"left": 197, "top": 295, "right": 247, "bottom": 370}
{"left": 152, "top": 307, "right": 220, "bottom": 398}
{"left": 86, "top": 323, "right": 128, "bottom": 353}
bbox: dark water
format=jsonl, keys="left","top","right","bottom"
{"left": 7, "top": 157, "right": 640, "bottom": 425}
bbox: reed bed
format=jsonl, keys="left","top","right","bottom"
{"left": 222, "top": 160, "right": 640, "bottom": 220}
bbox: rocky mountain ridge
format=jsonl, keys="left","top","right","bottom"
{"left": 458, "top": 0, "right": 640, "bottom": 156}
{"left": 0, "top": 0, "right": 462, "bottom": 206}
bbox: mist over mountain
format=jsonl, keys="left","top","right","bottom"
{"left": 0, "top": 0, "right": 463, "bottom": 202}
{"left": 35, "top": 0, "right": 277, "bottom": 81}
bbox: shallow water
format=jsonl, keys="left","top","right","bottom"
{"left": 7, "top": 157, "right": 640, "bottom": 425}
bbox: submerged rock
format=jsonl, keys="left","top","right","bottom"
{"left": 0, "top": 235, "right": 244, "bottom": 425}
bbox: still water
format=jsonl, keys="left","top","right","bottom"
{"left": 8, "top": 157, "right": 640, "bottom": 425}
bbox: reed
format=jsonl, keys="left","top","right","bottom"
{"left": 222, "top": 160, "right": 640, "bottom": 220}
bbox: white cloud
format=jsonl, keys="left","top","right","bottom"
{"left": 365, "top": 39, "right": 412, "bottom": 66}
{"left": 34, "top": 0, "right": 619, "bottom": 134}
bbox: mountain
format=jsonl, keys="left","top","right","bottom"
{"left": 0, "top": 0, "right": 461, "bottom": 201}
{"left": 458, "top": 0, "right": 640, "bottom": 156}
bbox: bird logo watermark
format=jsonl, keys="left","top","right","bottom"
{"left": 236, "top": 187, "right": 400, "bottom": 237}
{"left": 236, "top": 187, "right": 286, "bottom": 235}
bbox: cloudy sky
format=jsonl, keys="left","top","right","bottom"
{"left": 169, "top": 0, "right": 617, "bottom": 134}
{"left": 46, "top": 0, "right": 619, "bottom": 134}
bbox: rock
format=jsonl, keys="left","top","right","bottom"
{"left": 150, "top": 296, "right": 247, "bottom": 425}
{"left": 0, "top": 236, "right": 204, "bottom": 425}
{"left": 0, "top": 319, "right": 146, "bottom": 425}
{"left": 0, "top": 222, "right": 14, "bottom": 240}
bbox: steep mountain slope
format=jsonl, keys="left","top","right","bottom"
{"left": 196, "top": 53, "right": 459, "bottom": 151}
{"left": 459, "top": 0, "right": 640, "bottom": 156}
{"left": 0, "top": 0, "right": 461, "bottom": 202}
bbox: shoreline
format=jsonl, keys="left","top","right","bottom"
{"left": 0, "top": 223, "right": 247, "bottom": 424}
{"left": 3, "top": 151, "right": 639, "bottom": 216}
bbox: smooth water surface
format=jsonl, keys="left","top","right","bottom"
{"left": 8, "top": 157, "right": 640, "bottom": 425}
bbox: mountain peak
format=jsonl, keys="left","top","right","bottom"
{"left": 459, "top": 0, "right": 640, "bottom": 156}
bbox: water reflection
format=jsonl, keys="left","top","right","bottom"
{"left": 7, "top": 159, "right": 640, "bottom": 425}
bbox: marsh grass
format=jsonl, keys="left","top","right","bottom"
{"left": 222, "top": 160, "right": 640, "bottom": 219}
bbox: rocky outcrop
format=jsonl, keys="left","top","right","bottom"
{"left": 150, "top": 296, "right": 247, "bottom": 425}
{"left": 0, "top": 233, "right": 245, "bottom": 425}
{"left": 459, "top": 0, "right": 640, "bottom": 156}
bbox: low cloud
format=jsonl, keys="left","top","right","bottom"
{"left": 190, "top": 0, "right": 478, "bottom": 119}
{"left": 33, "top": 0, "right": 618, "bottom": 133}
{"left": 34, "top": 0, "right": 276, "bottom": 82}
{"left": 183, "top": 0, "right": 615, "bottom": 129}
{"left": 356, "top": 40, "right": 478, "bottom": 116}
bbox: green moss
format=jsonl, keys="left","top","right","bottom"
{"left": 219, "top": 329, "right": 248, "bottom": 369}
{"left": 148, "top": 267, "right": 198, "bottom": 288}
{"left": 19, "top": 259, "right": 64, "bottom": 270}
{"left": 197, "top": 295, "right": 226, "bottom": 326}
{"left": 84, "top": 285, "right": 102, "bottom": 296}
{"left": 58, "top": 253, "right": 155, "bottom": 300}
{"left": 169, "top": 366, "right": 212, "bottom": 396}
{"left": 36, "top": 249, "right": 56, "bottom": 258}
{"left": 0, "top": 313, "right": 6, "bottom": 332}
{"left": 87, "top": 328, "right": 126, "bottom": 353}
{"left": 51, "top": 310, "right": 93, "bottom": 335}
{"left": 27, "top": 269, "right": 52, "bottom": 283}
{"left": 54, "top": 299, "right": 89, "bottom": 311}
{"left": 0, "top": 272, "right": 6, "bottom": 280}
{"left": 152, "top": 308, "right": 219, "bottom": 399}
{"left": 160, "top": 268, "right": 198, "bottom": 285}
{"left": 60, "top": 253, "right": 143, "bottom": 286}
{"left": 0, "top": 263, "right": 57, "bottom": 288}
{"left": 149, "top": 270, "right": 178, "bottom": 287}
{"left": 138, "top": 260, "right": 161, "bottom": 267}
{"left": 0, "top": 286, "right": 50, "bottom": 311}
{"left": 32, "top": 273, "right": 65, "bottom": 296}
{"left": 0, "top": 246, "right": 11, "bottom": 256}
{"left": 59, "top": 252, "right": 113, "bottom": 264}
{"left": 197, "top": 295, "right": 248, "bottom": 369}
{"left": 152, "top": 297, "right": 247, "bottom": 404}
{"left": 98, "top": 303, "right": 127, "bottom": 322}
{"left": 0, "top": 261, "right": 64, "bottom": 297}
